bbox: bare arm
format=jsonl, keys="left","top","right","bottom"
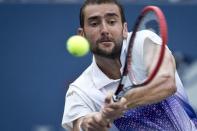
{"left": 125, "top": 39, "right": 176, "bottom": 108}
{"left": 73, "top": 113, "right": 109, "bottom": 131}
{"left": 73, "top": 94, "right": 127, "bottom": 131}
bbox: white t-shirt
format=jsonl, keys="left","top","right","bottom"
{"left": 62, "top": 31, "right": 189, "bottom": 130}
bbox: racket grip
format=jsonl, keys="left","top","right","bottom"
{"left": 113, "top": 85, "right": 134, "bottom": 102}
{"left": 113, "top": 93, "right": 125, "bottom": 102}
{"left": 112, "top": 94, "right": 120, "bottom": 102}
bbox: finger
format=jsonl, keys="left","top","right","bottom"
{"left": 84, "top": 117, "right": 107, "bottom": 131}
{"left": 92, "top": 112, "right": 112, "bottom": 129}
{"left": 104, "top": 96, "right": 127, "bottom": 108}
{"left": 88, "top": 121, "right": 105, "bottom": 131}
{"left": 119, "top": 97, "right": 128, "bottom": 109}
{"left": 119, "top": 97, "right": 127, "bottom": 105}
{"left": 102, "top": 108, "right": 124, "bottom": 120}
{"left": 90, "top": 118, "right": 111, "bottom": 131}
{"left": 104, "top": 102, "right": 127, "bottom": 110}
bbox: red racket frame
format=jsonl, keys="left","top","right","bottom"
{"left": 114, "top": 6, "right": 168, "bottom": 99}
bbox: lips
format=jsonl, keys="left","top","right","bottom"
{"left": 98, "top": 37, "right": 113, "bottom": 43}
{"left": 96, "top": 36, "right": 114, "bottom": 48}
{"left": 100, "top": 41, "right": 112, "bottom": 43}
{"left": 98, "top": 41, "right": 113, "bottom": 48}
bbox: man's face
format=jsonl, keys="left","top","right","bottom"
{"left": 81, "top": 3, "right": 128, "bottom": 58}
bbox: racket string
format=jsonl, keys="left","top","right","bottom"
{"left": 114, "top": 6, "right": 167, "bottom": 102}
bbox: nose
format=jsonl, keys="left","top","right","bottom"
{"left": 100, "top": 21, "right": 109, "bottom": 36}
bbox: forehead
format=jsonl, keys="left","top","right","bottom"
{"left": 83, "top": 3, "right": 121, "bottom": 19}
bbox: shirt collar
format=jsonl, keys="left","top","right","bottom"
{"left": 90, "top": 33, "right": 131, "bottom": 90}
{"left": 91, "top": 57, "right": 119, "bottom": 90}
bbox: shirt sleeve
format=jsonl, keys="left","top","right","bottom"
{"left": 61, "top": 86, "right": 93, "bottom": 130}
{"left": 129, "top": 30, "right": 159, "bottom": 81}
{"left": 133, "top": 31, "right": 189, "bottom": 102}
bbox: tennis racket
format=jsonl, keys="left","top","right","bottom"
{"left": 113, "top": 5, "right": 168, "bottom": 102}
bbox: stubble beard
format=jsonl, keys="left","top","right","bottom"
{"left": 89, "top": 37, "right": 123, "bottom": 59}
{"left": 92, "top": 42, "right": 122, "bottom": 59}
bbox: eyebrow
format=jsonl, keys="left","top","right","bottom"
{"left": 88, "top": 12, "right": 119, "bottom": 21}
{"left": 88, "top": 16, "right": 100, "bottom": 22}
{"left": 105, "top": 12, "right": 119, "bottom": 18}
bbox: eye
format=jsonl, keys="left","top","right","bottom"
{"left": 108, "top": 19, "right": 116, "bottom": 25}
{"left": 90, "top": 21, "right": 99, "bottom": 27}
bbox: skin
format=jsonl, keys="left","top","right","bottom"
{"left": 74, "top": 3, "right": 128, "bottom": 131}
{"left": 73, "top": 3, "right": 177, "bottom": 131}
{"left": 78, "top": 3, "right": 128, "bottom": 80}
{"left": 125, "top": 38, "right": 177, "bottom": 108}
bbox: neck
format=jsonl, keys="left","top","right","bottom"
{"left": 94, "top": 54, "right": 121, "bottom": 79}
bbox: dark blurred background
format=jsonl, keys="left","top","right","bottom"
{"left": 0, "top": 0, "right": 197, "bottom": 131}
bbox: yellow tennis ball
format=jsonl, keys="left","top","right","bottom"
{"left": 66, "top": 35, "right": 90, "bottom": 57}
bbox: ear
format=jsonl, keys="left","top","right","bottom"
{"left": 123, "top": 22, "right": 128, "bottom": 39}
{"left": 77, "top": 28, "right": 84, "bottom": 36}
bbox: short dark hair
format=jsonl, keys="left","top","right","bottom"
{"left": 79, "top": 0, "right": 126, "bottom": 27}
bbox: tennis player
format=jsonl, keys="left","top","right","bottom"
{"left": 62, "top": 0, "right": 197, "bottom": 131}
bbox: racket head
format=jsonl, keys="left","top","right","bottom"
{"left": 114, "top": 6, "right": 168, "bottom": 101}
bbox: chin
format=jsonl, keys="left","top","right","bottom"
{"left": 100, "top": 48, "right": 114, "bottom": 54}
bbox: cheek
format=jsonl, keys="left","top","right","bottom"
{"left": 85, "top": 34, "right": 96, "bottom": 45}
{"left": 112, "top": 30, "right": 124, "bottom": 41}
{"left": 84, "top": 29, "right": 98, "bottom": 43}
{"left": 115, "top": 27, "right": 124, "bottom": 36}
{"left": 84, "top": 34, "right": 96, "bottom": 50}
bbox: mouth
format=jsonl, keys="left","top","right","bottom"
{"left": 97, "top": 37, "right": 114, "bottom": 47}
{"left": 99, "top": 41, "right": 113, "bottom": 47}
